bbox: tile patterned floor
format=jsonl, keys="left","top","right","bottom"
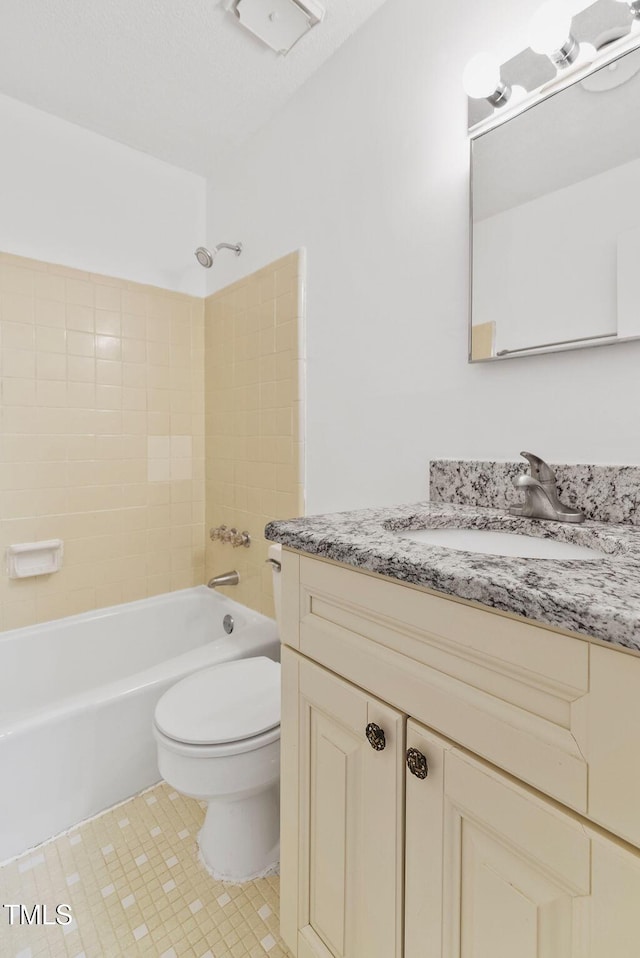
{"left": 0, "top": 784, "right": 290, "bottom": 958}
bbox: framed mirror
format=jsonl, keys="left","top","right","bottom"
{"left": 470, "top": 43, "right": 640, "bottom": 362}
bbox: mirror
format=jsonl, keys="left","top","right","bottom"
{"left": 470, "top": 43, "right": 640, "bottom": 362}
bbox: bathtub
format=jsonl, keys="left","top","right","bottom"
{"left": 0, "top": 587, "right": 279, "bottom": 863}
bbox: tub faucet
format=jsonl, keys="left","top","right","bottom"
{"left": 509, "top": 451, "right": 584, "bottom": 524}
{"left": 207, "top": 571, "right": 240, "bottom": 589}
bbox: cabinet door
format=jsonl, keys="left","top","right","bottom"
{"left": 281, "top": 647, "right": 405, "bottom": 958}
{"left": 406, "top": 720, "right": 640, "bottom": 958}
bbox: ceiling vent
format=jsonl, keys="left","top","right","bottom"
{"left": 226, "top": 0, "right": 325, "bottom": 56}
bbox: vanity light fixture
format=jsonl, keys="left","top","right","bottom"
{"left": 463, "top": 53, "right": 511, "bottom": 106}
{"left": 615, "top": 0, "right": 640, "bottom": 17}
{"left": 528, "top": 2, "right": 580, "bottom": 68}
{"left": 466, "top": 0, "right": 640, "bottom": 130}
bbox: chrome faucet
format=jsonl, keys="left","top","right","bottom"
{"left": 209, "top": 525, "right": 251, "bottom": 548}
{"left": 207, "top": 570, "right": 240, "bottom": 589}
{"left": 509, "top": 452, "right": 584, "bottom": 524}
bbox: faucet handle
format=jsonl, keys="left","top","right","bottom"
{"left": 519, "top": 451, "right": 556, "bottom": 484}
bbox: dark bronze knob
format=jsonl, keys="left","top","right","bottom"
{"left": 365, "top": 723, "right": 386, "bottom": 751}
{"left": 407, "top": 748, "right": 428, "bottom": 779}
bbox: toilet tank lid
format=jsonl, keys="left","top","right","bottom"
{"left": 154, "top": 657, "right": 280, "bottom": 746}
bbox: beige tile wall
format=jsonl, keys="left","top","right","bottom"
{"left": 204, "top": 252, "right": 304, "bottom": 617}
{"left": 0, "top": 252, "right": 205, "bottom": 630}
{"left": 0, "top": 249, "right": 302, "bottom": 631}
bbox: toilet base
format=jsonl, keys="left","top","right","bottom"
{"left": 198, "top": 845, "right": 280, "bottom": 884}
{"left": 198, "top": 783, "right": 280, "bottom": 884}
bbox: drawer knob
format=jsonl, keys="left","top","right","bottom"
{"left": 365, "top": 723, "right": 386, "bottom": 751}
{"left": 407, "top": 748, "right": 429, "bottom": 780}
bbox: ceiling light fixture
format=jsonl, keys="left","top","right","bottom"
{"left": 227, "top": 0, "right": 325, "bottom": 56}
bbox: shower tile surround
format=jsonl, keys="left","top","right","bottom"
{"left": 266, "top": 459, "right": 640, "bottom": 652}
{"left": 0, "top": 249, "right": 303, "bottom": 629}
{"left": 0, "top": 252, "right": 205, "bottom": 630}
{"left": 0, "top": 783, "right": 288, "bottom": 958}
{"left": 204, "top": 252, "right": 304, "bottom": 618}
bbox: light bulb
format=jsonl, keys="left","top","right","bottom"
{"left": 528, "top": 2, "right": 579, "bottom": 67}
{"left": 463, "top": 53, "right": 511, "bottom": 107}
{"left": 615, "top": 0, "right": 640, "bottom": 17}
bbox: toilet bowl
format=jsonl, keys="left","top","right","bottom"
{"left": 154, "top": 656, "right": 281, "bottom": 882}
{"left": 153, "top": 544, "right": 283, "bottom": 883}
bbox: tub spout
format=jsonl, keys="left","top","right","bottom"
{"left": 207, "top": 570, "right": 240, "bottom": 589}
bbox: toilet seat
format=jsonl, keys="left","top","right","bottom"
{"left": 154, "top": 722, "right": 280, "bottom": 758}
{"left": 154, "top": 656, "right": 280, "bottom": 747}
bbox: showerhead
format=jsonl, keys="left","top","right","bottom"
{"left": 194, "top": 242, "right": 243, "bottom": 268}
{"left": 195, "top": 246, "right": 214, "bottom": 268}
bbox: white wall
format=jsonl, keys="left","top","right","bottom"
{"left": 206, "top": 0, "right": 640, "bottom": 515}
{"left": 0, "top": 93, "right": 206, "bottom": 295}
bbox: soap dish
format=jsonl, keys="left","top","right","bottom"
{"left": 6, "top": 540, "right": 64, "bottom": 579}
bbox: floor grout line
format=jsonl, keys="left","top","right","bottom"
{"left": 0, "top": 783, "right": 289, "bottom": 958}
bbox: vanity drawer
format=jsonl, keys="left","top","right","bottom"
{"left": 286, "top": 553, "right": 590, "bottom": 813}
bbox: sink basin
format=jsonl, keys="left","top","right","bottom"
{"left": 395, "top": 528, "right": 607, "bottom": 560}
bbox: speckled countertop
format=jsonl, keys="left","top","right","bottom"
{"left": 265, "top": 501, "right": 640, "bottom": 653}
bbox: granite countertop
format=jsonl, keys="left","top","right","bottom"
{"left": 265, "top": 501, "right": 640, "bottom": 653}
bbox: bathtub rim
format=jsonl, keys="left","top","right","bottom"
{"left": 0, "top": 584, "right": 264, "bottom": 646}
{"left": 0, "top": 587, "right": 279, "bottom": 739}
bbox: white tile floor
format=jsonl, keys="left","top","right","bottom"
{"left": 0, "top": 783, "right": 290, "bottom": 958}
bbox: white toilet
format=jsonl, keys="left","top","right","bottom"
{"left": 153, "top": 545, "right": 282, "bottom": 883}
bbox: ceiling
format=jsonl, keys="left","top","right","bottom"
{"left": 0, "top": 0, "right": 388, "bottom": 175}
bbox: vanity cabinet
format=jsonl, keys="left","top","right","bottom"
{"left": 279, "top": 549, "right": 640, "bottom": 958}
{"left": 281, "top": 652, "right": 404, "bottom": 958}
{"left": 406, "top": 720, "right": 640, "bottom": 958}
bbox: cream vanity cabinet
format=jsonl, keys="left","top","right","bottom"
{"left": 279, "top": 550, "right": 640, "bottom": 958}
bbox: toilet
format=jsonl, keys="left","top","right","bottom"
{"left": 153, "top": 545, "right": 282, "bottom": 883}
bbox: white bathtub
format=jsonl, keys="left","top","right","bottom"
{"left": 0, "top": 587, "right": 279, "bottom": 863}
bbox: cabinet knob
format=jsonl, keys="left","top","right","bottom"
{"left": 365, "top": 723, "right": 386, "bottom": 751}
{"left": 406, "top": 748, "right": 429, "bottom": 780}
